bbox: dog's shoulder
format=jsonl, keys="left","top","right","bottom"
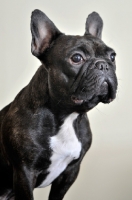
{"left": 0, "top": 103, "right": 11, "bottom": 127}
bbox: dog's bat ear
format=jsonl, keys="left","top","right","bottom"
{"left": 85, "top": 12, "right": 103, "bottom": 39}
{"left": 31, "top": 9, "right": 62, "bottom": 58}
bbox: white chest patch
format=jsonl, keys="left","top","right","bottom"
{"left": 38, "top": 112, "right": 82, "bottom": 188}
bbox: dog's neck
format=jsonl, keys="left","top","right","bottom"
{"left": 25, "top": 65, "right": 49, "bottom": 108}
{"left": 24, "top": 65, "right": 76, "bottom": 118}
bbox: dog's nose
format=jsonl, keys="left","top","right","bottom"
{"left": 95, "top": 61, "right": 109, "bottom": 71}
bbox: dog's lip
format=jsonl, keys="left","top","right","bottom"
{"left": 101, "top": 97, "right": 114, "bottom": 103}
{"left": 100, "top": 80, "right": 116, "bottom": 103}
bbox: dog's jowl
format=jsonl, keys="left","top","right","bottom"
{"left": 0, "top": 9, "right": 118, "bottom": 200}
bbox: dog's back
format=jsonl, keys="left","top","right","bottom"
{"left": 0, "top": 104, "right": 13, "bottom": 199}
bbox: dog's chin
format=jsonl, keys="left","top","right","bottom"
{"left": 70, "top": 96, "right": 99, "bottom": 113}
{"left": 71, "top": 95, "right": 112, "bottom": 113}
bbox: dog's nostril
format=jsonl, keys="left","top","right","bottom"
{"left": 96, "top": 62, "right": 109, "bottom": 71}
{"left": 105, "top": 64, "right": 109, "bottom": 71}
{"left": 99, "top": 64, "right": 104, "bottom": 70}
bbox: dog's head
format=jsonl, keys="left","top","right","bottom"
{"left": 31, "top": 10, "right": 118, "bottom": 112}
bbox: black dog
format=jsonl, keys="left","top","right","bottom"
{"left": 0, "top": 10, "right": 118, "bottom": 200}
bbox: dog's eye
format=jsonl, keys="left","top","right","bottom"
{"left": 71, "top": 54, "right": 83, "bottom": 64}
{"left": 110, "top": 53, "right": 116, "bottom": 62}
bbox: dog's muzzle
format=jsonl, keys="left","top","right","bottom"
{"left": 70, "top": 59, "right": 117, "bottom": 105}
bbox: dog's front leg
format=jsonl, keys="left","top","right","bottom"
{"left": 13, "top": 166, "right": 35, "bottom": 200}
{"left": 48, "top": 163, "right": 80, "bottom": 200}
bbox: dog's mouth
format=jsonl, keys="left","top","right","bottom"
{"left": 71, "top": 96, "right": 84, "bottom": 105}
{"left": 71, "top": 79, "right": 116, "bottom": 107}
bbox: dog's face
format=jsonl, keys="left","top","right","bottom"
{"left": 31, "top": 10, "right": 118, "bottom": 112}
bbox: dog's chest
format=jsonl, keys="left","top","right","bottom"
{"left": 38, "top": 112, "right": 82, "bottom": 188}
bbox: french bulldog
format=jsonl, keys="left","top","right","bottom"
{"left": 0, "top": 9, "right": 118, "bottom": 200}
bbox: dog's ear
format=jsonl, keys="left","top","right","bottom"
{"left": 31, "top": 9, "right": 62, "bottom": 58}
{"left": 85, "top": 12, "right": 103, "bottom": 39}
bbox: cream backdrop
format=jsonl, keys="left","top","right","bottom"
{"left": 0, "top": 0, "right": 131, "bottom": 200}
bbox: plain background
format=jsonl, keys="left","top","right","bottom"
{"left": 0, "top": 0, "right": 132, "bottom": 199}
